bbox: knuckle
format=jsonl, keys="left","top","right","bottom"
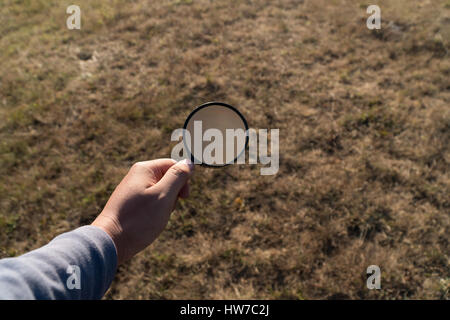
{"left": 131, "top": 161, "right": 145, "bottom": 170}
{"left": 170, "top": 165, "right": 189, "bottom": 177}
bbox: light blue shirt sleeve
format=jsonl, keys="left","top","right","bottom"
{"left": 0, "top": 225, "right": 117, "bottom": 300}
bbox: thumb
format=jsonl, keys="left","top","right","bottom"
{"left": 155, "top": 159, "right": 194, "bottom": 199}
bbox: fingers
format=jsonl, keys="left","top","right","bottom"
{"left": 179, "top": 182, "right": 189, "bottom": 198}
{"left": 132, "top": 158, "right": 177, "bottom": 181}
{"left": 154, "top": 159, "right": 195, "bottom": 201}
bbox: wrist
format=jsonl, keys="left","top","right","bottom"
{"left": 92, "top": 213, "right": 126, "bottom": 264}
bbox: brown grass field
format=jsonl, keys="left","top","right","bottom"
{"left": 0, "top": 0, "right": 449, "bottom": 299}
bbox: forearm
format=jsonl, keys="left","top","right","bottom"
{"left": 0, "top": 226, "right": 117, "bottom": 300}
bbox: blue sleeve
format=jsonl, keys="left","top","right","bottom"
{"left": 0, "top": 225, "right": 117, "bottom": 300}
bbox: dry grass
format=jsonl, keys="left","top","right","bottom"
{"left": 0, "top": 0, "right": 449, "bottom": 299}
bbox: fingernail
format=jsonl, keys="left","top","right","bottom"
{"left": 179, "top": 158, "right": 195, "bottom": 171}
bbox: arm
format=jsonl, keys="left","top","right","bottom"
{"left": 0, "top": 158, "right": 194, "bottom": 299}
{"left": 0, "top": 226, "right": 117, "bottom": 299}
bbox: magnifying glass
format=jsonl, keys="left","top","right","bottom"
{"left": 183, "top": 102, "right": 249, "bottom": 167}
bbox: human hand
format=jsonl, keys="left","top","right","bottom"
{"left": 92, "top": 158, "right": 194, "bottom": 264}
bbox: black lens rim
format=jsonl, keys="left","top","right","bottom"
{"left": 182, "top": 101, "right": 249, "bottom": 167}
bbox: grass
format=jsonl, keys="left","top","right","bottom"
{"left": 0, "top": 0, "right": 449, "bottom": 299}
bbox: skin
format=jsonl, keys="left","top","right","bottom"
{"left": 92, "top": 158, "right": 194, "bottom": 264}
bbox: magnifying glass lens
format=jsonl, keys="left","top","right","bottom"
{"left": 183, "top": 102, "right": 248, "bottom": 166}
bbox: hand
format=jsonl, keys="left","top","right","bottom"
{"left": 92, "top": 158, "right": 194, "bottom": 264}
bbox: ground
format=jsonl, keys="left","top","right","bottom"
{"left": 0, "top": 0, "right": 449, "bottom": 299}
